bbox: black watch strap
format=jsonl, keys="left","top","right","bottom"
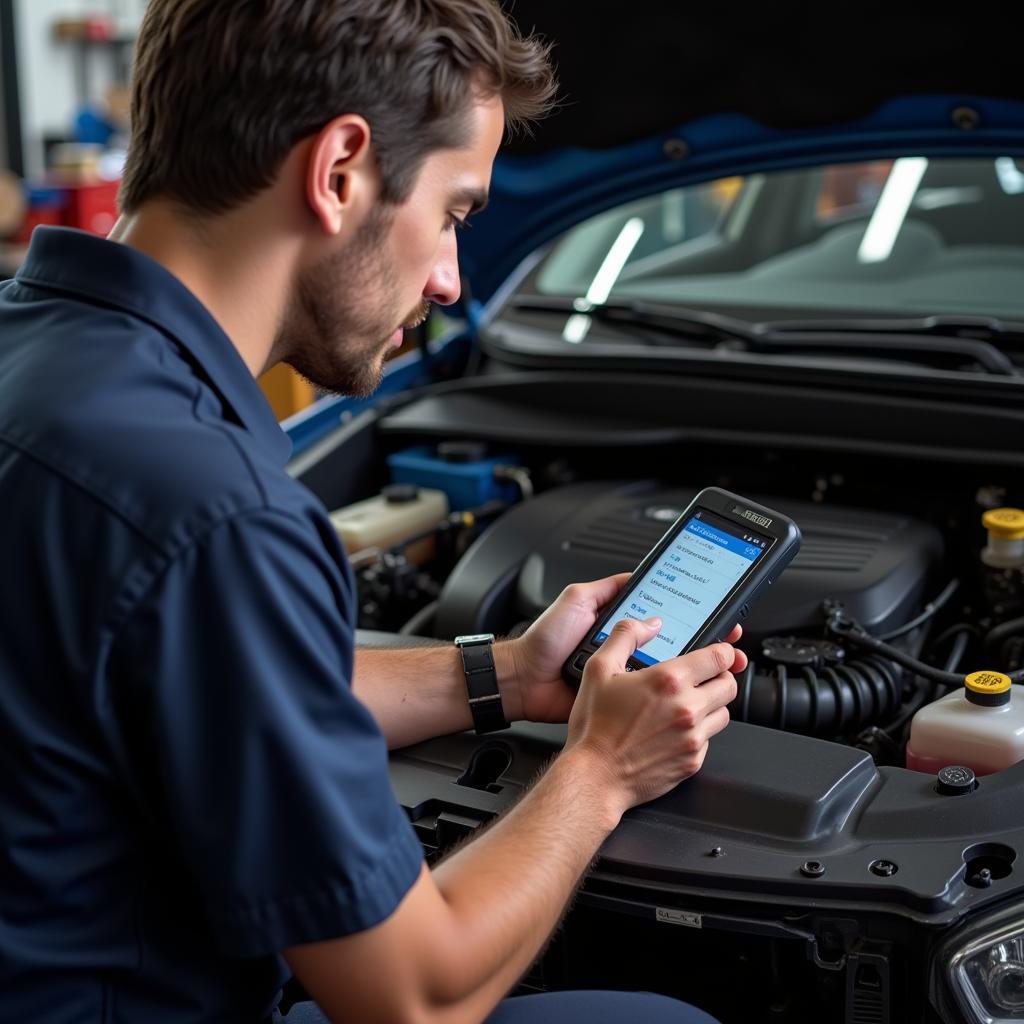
{"left": 455, "top": 634, "right": 509, "bottom": 735}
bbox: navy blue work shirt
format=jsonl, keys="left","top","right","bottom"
{"left": 0, "top": 227, "right": 424, "bottom": 1022}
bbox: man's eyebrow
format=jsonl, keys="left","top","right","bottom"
{"left": 450, "top": 188, "right": 489, "bottom": 215}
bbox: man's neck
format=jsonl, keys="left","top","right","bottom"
{"left": 109, "top": 198, "right": 301, "bottom": 378}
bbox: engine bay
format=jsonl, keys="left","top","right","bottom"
{"left": 328, "top": 413, "right": 1024, "bottom": 773}
{"left": 293, "top": 368, "right": 1024, "bottom": 1022}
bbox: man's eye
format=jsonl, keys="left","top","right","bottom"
{"left": 444, "top": 214, "right": 468, "bottom": 232}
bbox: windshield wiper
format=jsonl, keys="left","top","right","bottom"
{"left": 759, "top": 314, "right": 1022, "bottom": 376}
{"left": 508, "top": 296, "right": 763, "bottom": 345}
{"left": 508, "top": 298, "right": 1020, "bottom": 376}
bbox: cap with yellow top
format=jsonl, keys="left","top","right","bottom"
{"left": 965, "top": 670, "right": 1012, "bottom": 707}
{"left": 981, "top": 508, "right": 1024, "bottom": 568}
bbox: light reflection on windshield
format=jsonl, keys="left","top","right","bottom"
{"left": 532, "top": 158, "right": 1024, "bottom": 324}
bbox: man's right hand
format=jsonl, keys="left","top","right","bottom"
{"left": 565, "top": 617, "right": 745, "bottom": 819}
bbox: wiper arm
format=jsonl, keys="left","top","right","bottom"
{"left": 753, "top": 328, "right": 1017, "bottom": 376}
{"left": 762, "top": 313, "right": 1024, "bottom": 340}
{"left": 508, "top": 298, "right": 1019, "bottom": 376}
{"left": 759, "top": 314, "right": 1021, "bottom": 376}
{"left": 507, "top": 296, "right": 761, "bottom": 346}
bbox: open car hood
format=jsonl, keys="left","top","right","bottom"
{"left": 460, "top": 4, "right": 1024, "bottom": 307}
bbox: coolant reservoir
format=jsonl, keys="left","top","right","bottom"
{"left": 906, "top": 671, "right": 1024, "bottom": 776}
{"left": 981, "top": 508, "right": 1024, "bottom": 568}
{"left": 329, "top": 485, "right": 449, "bottom": 563}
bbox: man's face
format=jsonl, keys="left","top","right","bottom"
{"left": 277, "top": 95, "right": 505, "bottom": 397}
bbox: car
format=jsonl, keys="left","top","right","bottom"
{"left": 282, "top": 10, "right": 1024, "bottom": 1023}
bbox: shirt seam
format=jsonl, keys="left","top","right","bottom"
{"left": 14, "top": 273, "right": 209, "bottom": 359}
{"left": 11, "top": 274, "right": 195, "bottom": 353}
{"left": 0, "top": 377, "right": 275, "bottom": 554}
{"left": 0, "top": 429, "right": 166, "bottom": 553}
{"left": 91, "top": 503, "right": 342, "bottom": 985}
{"left": 100, "top": 504, "right": 327, "bottom": 655}
{"left": 10, "top": 273, "right": 287, "bottom": 464}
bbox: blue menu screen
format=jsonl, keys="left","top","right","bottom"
{"left": 594, "top": 509, "right": 770, "bottom": 665}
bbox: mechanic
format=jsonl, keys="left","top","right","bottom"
{"left": 0, "top": 3, "right": 745, "bottom": 1022}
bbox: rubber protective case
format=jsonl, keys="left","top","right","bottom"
{"left": 562, "top": 486, "right": 802, "bottom": 685}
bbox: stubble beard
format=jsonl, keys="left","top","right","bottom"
{"left": 276, "top": 206, "right": 429, "bottom": 399}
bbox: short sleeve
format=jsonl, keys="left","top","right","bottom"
{"left": 107, "top": 508, "right": 424, "bottom": 957}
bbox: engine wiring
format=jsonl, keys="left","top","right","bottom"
{"left": 824, "top": 600, "right": 1024, "bottom": 687}
{"left": 877, "top": 578, "right": 960, "bottom": 641}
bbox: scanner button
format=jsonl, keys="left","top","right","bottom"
{"left": 573, "top": 653, "right": 591, "bottom": 673}
{"left": 739, "top": 603, "right": 751, "bottom": 620}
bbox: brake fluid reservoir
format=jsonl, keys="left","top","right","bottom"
{"left": 329, "top": 485, "right": 449, "bottom": 563}
{"left": 906, "top": 672, "right": 1024, "bottom": 776}
{"left": 981, "top": 508, "right": 1024, "bottom": 568}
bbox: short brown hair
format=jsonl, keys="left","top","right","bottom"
{"left": 120, "top": 0, "right": 556, "bottom": 216}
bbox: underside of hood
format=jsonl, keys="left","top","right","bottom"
{"left": 501, "top": 2, "right": 1024, "bottom": 154}
{"left": 457, "top": 4, "right": 1024, "bottom": 307}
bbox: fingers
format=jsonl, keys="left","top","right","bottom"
{"left": 672, "top": 689, "right": 733, "bottom": 783}
{"left": 677, "top": 707, "right": 731, "bottom": 780}
{"left": 719, "top": 627, "right": 747, "bottom": 671}
{"left": 700, "top": 704, "right": 732, "bottom": 741}
{"left": 592, "top": 616, "right": 661, "bottom": 670}
{"left": 668, "top": 642, "right": 736, "bottom": 686}
{"left": 563, "top": 573, "right": 633, "bottom": 613}
{"left": 691, "top": 671, "right": 738, "bottom": 718}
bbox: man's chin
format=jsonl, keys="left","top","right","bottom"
{"left": 284, "top": 356, "right": 385, "bottom": 401}
{"left": 343, "top": 350, "right": 389, "bottom": 399}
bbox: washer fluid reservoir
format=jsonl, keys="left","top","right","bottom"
{"left": 981, "top": 508, "right": 1024, "bottom": 568}
{"left": 329, "top": 485, "right": 449, "bottom": 563}
{"left": 906, "top": 671, "right": 1024, "bottom": 776}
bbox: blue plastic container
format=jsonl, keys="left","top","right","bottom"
{"left": 387, "top": 446, "right": 520, "bottom": 510}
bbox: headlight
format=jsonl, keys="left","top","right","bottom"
{"left": 936, "top": 906, "right": 1024, "bottom": 1023}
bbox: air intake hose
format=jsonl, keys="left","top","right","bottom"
{"left": 730, "top": 637, "right": 902, "bottom": 737}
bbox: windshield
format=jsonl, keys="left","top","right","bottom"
{"left": 527, "top": 157, "right": 1024, "bottom": 326}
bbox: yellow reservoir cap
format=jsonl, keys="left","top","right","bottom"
{"left": 966, "top": 670, "right": 1012, "bottom": 694}
{"left": 965, "top": 671, "right": 1012, "bottom": 707}
{"left": 982, "top": 508, "right": 1024, "bottom": 541}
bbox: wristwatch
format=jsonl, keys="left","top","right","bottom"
{"left": 454, "top": 633, "right": 510, "bottom": 735}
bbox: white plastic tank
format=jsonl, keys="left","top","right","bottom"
{"left": 329, "top": 485, "right": 449, "bottom": 563}
{"left": 906, "top": 671, "right": 1024, "bottom": 776}
{"left": 980, "top": 507, "right": 1024, "bottom": 569}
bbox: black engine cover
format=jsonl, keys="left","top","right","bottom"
{"left": 436, "top": 481, "right": 943, "bottom": 642}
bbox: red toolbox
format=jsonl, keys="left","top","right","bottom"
{"left": 62, "top": 180, "right": 121, "bottom": 236}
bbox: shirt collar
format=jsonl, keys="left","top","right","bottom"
{"left": 16, "top": 227, "right": 292, "bottom": 464}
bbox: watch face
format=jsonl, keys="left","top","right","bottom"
{"left": 456, "top": 633, "right": 495, "bottom": 645}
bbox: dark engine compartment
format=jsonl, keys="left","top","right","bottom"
{"left": 293, "top": 367, "right": 1024, "bottom": 1023}
{"left": 438, "top": 481, "right": 948, "bottom": 743}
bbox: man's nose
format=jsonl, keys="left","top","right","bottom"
{"left": 423, "top": 231, "right": 461, "bottom": 306}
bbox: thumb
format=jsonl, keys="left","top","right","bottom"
{"left": 594, "top": 616, "right": 662, "bottom": 671}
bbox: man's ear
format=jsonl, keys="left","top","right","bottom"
{"left": 306, "top": 115, "right": 374, "bottom": 236}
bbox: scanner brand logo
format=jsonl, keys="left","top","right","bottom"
{"left": 736, "top": 508, "right": 772, "bottom": 527}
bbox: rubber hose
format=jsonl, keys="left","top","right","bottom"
{"left": 983, "top": 615, "right": 1024, "bottom": 660}
{"left": 730, "top": 653, "right": 902, "bottom": 737}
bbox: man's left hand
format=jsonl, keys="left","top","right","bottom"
{"left": 504, "top": 574, "right": 745, "bottom": 724}
{"left": 504, "top": 574, "right": 633, "bottom": 724}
